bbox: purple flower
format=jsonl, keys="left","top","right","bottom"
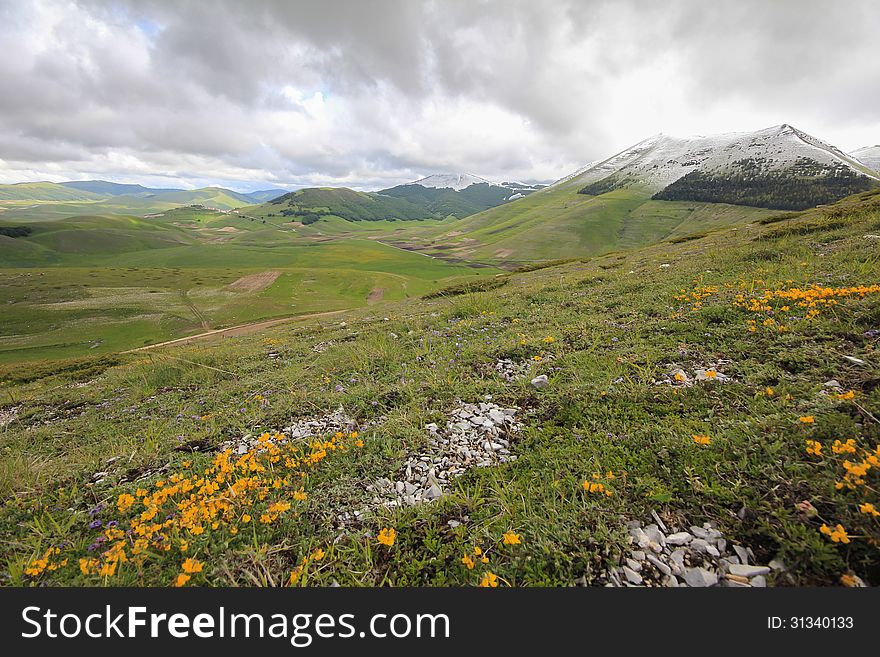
{"left": 89, "top": 519, "right": 102, "bottom": 529}
{"left": 88, "top": 503, "right": 106, "bottom": 517}
{"left": 106, "top": 521, "right": 119, "bottom": 528}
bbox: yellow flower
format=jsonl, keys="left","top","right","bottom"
{"left": 461, "top": 555, "right": 475, "bottom": 570}
{"left": 310, "top": 548, "right": 326, "bottom": 561}
{"left": 765, "top": 387, "right": 774, "bottom": 396}
{"left": 543, "top": 336, "right": 555, "bottom": 344}
{"left": 531, "top": 355, "right": 542, "bottom": 362}
{"left": 859, "top": 502, "right": 880, "bottom": 517}
{"left": 293, "top": 489, "right": 308, "bottom": 501}
{"left": 704, "top": 370, "right": 717, "bottom": 379}
{"left": 832, "top": 439, "right": 857, "bottom": 455}
{"left": 819, "top": 523, "right": 850, "bottom": 544}
{"left": 173, "top": 573, "right": 191, "bottom": 587}
{"left": 805, "top": 440, "right": 822, "bottom": 456}
{"left": 799, "top": 416, "right": 815, "bottom": 424}
{"left": 377, "top": 527, "right": 396, "bottom": 546}
{"left": 181, "top": 558, "right": 203, "bottom": 574}
{"left": 692, "top": 434, "right": 711, "bottom": 446}
{"left": 479, "top": 572, "right": 499, "bottom": 588}
{"left": 502, "top": 531, "right": 521, "bottom": 545}
{"left": 241, "top": 514, "right": 251, "bottom": 523}
{"left": 674, "top": 372, "right": 686, "bottom": 382}
{"left": 117, "top": 493, "right": 135, "bottom": 513}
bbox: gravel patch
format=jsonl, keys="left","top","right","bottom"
{"left": 604, "top": 517, "right": 777, "bottom": 587}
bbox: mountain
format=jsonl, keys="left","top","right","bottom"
{"left": 259, "top": 187, "right": 433, "bottom": 223}
{"left": 853, "top": 145, "right": 880, "bottom": 173}
{"left": 253, "top": 174, "right": 541, "bottom": 225}
{"left": 409, "top": 173, "right": 493, "bottom": 190}
{"left": 242, "top": 189, "right": 288, "bottom": 203}
{"left": 396, "top": 125, "right": 878, "bottom": 264}
{"left": 60, "top": 180, "right": 184, "bottom": 197}
{"left": 567, "top": 124, "right": 878, "bottom": 210}
{"left": 0, "top": 182, "right": 105, "bottom": 202}
{"left": 375, "top": 173, "right": 545, "bottom": 219}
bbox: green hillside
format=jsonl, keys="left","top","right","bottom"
{"left": 0, "top": 184, "right": 264, "bottom": 222}
{"left": 2, "top": 189, "right": 878, "bottom": 587}
{"left": 257, "top": 187, "right": 445, "bottom": 223}
{"left": 395, "top": 184, "right": 773, "bottom": 266}
{"left": 378, "top": 182, "right": 515, "bottom": 217}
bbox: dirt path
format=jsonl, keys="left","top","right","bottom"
{"left": 124, "top": 309, "right": 350, "bottom": 353}
{"left": 367, "top": 287, "right": 385, "bottom": 303}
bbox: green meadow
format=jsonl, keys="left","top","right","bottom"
{"left": 1, "top": 190, "right": 877, "bottom": 586}
{"left": 0, "top": 209, "right": 497, "bottom": 362}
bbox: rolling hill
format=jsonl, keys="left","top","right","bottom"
{"left": 253, "top": 174, "right": 544, "bottom": 226}
{"left": 0, "top": 181, "right": 287, "bottom": 222}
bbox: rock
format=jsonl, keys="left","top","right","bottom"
{"left": 665, "top": 532, "right": 693, "bottom": 546}
{"left": 823, "top": 379, "right": 842, "bottom": 389}
{"left": 733, "top": 544, "right": 750, "bottom": 565}
{"left": 448, "top": 520, "right": 461, "bottom": 528}
{"left": 644, "top": 525, "right": 665, "bottom": 546}
{"left": 843, "top": 356, "right": 866, "bottom": 365}
{"left": 646, "top": 554, "right": 672, "bottom": 577}
{"left": 650, "top": 510, "right": 668, "bottom": 532}
{"left": 630, "top": 550, "right": 646, "bottom": 562}
{"left": 690, "top": 525, "right": 710, "bottom": 540}
{"left": 423, "top": 483, "right": 443, "bottom": 501}
{"left": 728, "top": 564, "right": 770, "bottom": 578}
{"left": 690, "top": 538, "right": 710, "bottom": 553}
{"left": 751, "top": 575, "right": 767, "bottom": 588}
{"left": 683, "top": 567, "right": 718, "bottom": 588}
{"left": 768, "top": 559, "right": 787, "bottom": 572}
{"left": 622, "top": 566, "right": 643, "bottom": 585}
{"left": 626, "top": 558, "right": 642, "bottom": 572}
{"left": 530, "top": 374, "right": 549, "bottom": 389}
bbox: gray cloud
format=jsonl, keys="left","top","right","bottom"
{"left": 0, "top": 0, "right": 878, "bottom": 190}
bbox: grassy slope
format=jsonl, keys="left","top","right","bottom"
{"left": 400, "top": 184, "right": 773, "bottom": 264}
{"left": 1, "top": 190, "right": 878, "bottom": 587}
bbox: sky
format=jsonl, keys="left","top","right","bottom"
{"left": 1, "top": 0, "right": 878, "bottom": 192}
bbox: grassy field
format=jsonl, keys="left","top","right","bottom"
{"left": 1, "top": 189, "right": 878, "bottom": 587}
{"left": 0, "top": 209, "right": 498, "bottom": 362}
{"left": 392, "top": 185, "right": 775, "bottom": 265}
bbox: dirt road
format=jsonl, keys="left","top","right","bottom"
{"left": 124, "top": 309, "right": 349, "bottom": 353}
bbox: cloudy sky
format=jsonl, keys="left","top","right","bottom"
{"left": 1, "top": 0, "right": 878, "bottom": 191}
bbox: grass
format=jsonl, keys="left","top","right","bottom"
{"left": 390, "top": 185, "right": 774, "bottom": 265}
{"left": 1, "top": 191, "right": 878, "bottom": 587}
{"left": 0, "top": 212, "right": 499, "bottom": 361}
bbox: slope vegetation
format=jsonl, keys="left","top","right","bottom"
{"left": 2, "top": 189, "right": 878, "bottom": 587}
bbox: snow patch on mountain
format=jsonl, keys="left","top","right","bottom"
{"left": 853, "top": 145, "right": 880, "bottom": 173}
{"left": 558, "top": 124, "right": 879, "bottom": 192}
{"left": 410, "top": 173, "right": 494, "bottom": 191}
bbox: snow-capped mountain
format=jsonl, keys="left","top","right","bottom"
{"left": 553, "top": 124, "right": 878, "bottom": 210}
{"left": 853, "top": 145, "right": 880, "bottom": 173}
{"left": 558, "top": 124, "right": 878, "bottom": 193}
{"left": 409, "top": 173, "right": 494, "bottom": 191}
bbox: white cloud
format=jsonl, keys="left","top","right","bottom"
{"left": 0, "top": 0, "right": 877, "bottom": 191}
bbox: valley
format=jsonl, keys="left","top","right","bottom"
{"left": 2, "top": 124, "right": 878, "bottom": 361}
